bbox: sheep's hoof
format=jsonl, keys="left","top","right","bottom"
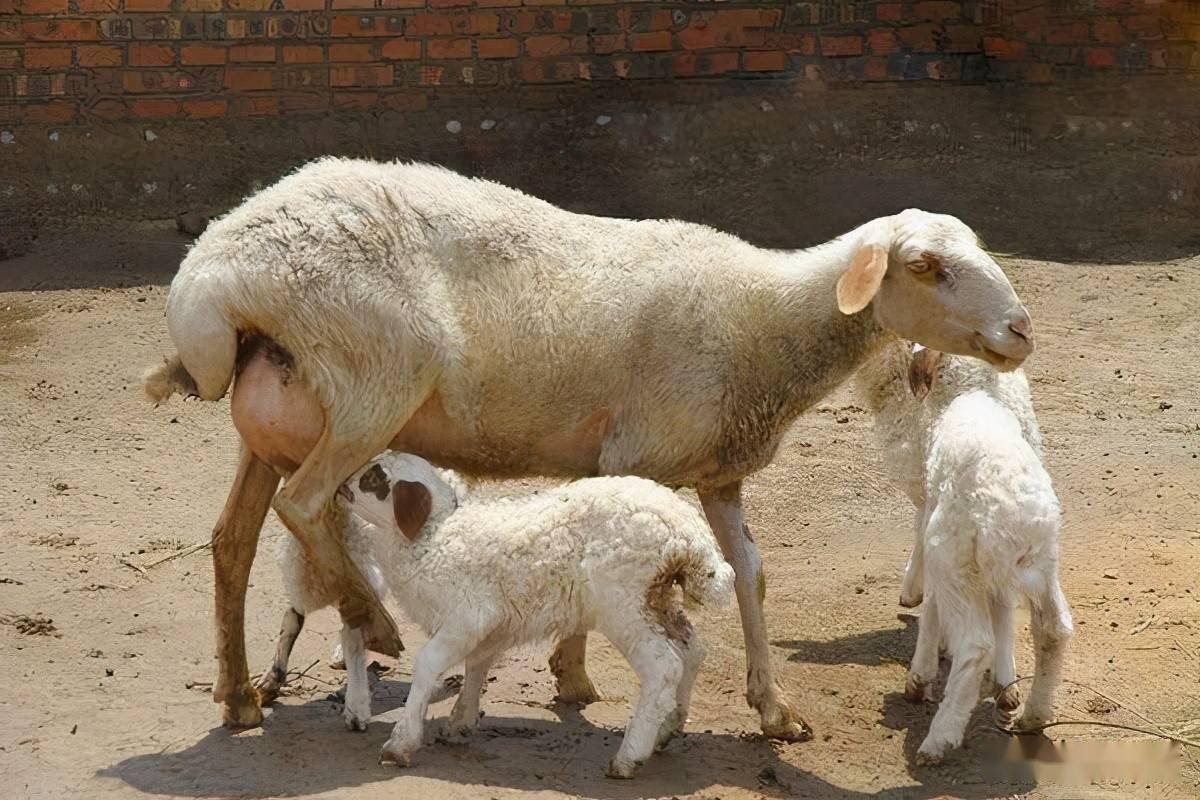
{"left": 605, "top": 758, "right": 638, "bottom": 779}
{"left": 898, "top": 591, "right": 923, "bottom": 608}
{"left": 760, "top": 705, "right": 813, "bottom": 742}
{"left": 994, "top": 684, "right": 1022, "bottom": 714}
{"left": 379, "top": 741, "right": 415, "bottom": 767}
{"left": 222, "top": 698, "right": 264, "bottom": 729}
{"left": 914, "top": 746, "right": 946, "bottom": 766}
{"left": 655, "top": 709, "right": 684, "bottom": 751}
{"left": 343, "top": 708, "right": 370, "bottom": 732}
{"left": 903, "top": 674, "right": 931, "bottom": 704}
{"left": 253, "top": 668, "right": 285, "bottom": 705}
{"left": 1013, "top": 711, "right": 1050, "bottom": 733}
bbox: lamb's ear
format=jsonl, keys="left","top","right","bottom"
{"left": 392, "top": 480, "right": 433, "bottom": 541}
{"left": 836, "top": 244, "right": 889, "bottom": 315}
{"left": 908, "top": 346, "right": 943, "bottom": 400}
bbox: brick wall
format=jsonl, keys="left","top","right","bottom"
{"left": 0, "top": 1, "right": 1196, "bottom": 125}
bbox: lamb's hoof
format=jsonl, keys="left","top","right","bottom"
{"left": 343, "top": 708, "right": 370, "bottom": 732}
{"left": 915, "top": 735, "right": 952, "bottom": 765}
{"left": 899, "top": 591, "right": 923, "bottom": 608}
{"left": 253, "top": 668, "right": 284, "bottom": 705}
{"left": 760, "top": 704, "right": 813, "bottom": 742}
{"left": 1014, "top": 711, "right": 1050, "bottom": 733}
{"left": 654, "top": 708, "right": 685, "bottom": 751}
{"left": 994, "top": 684, "right": 1022, "bottom": 714}
{"left": 903, "top": 674, "right": 932, "bottom": 703}
{"left": 379, "top": 740, "right": 415, "bottom": 767}
{"left": 222, "top": 698, "right": 264, "bottom": 729}
{"left": 605, "top": 758, "right": 638, "bottom": 779}
{"left": 553, "top": 675, "right": 601, "bottom": 706}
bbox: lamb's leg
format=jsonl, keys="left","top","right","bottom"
{"left": 381, "top": 628, "right": 481, "bottom": 767}
{"left": 900, "top": 503, "right": 928, "bottom": 608}
{"left": 340, "top": 625, "right": 372, "bottom": 731}
{"left": 990, "top": 594, "right": 1020, "bottom": 714}
{"left": 1016, "top": 581, "right": 1072, "bottom": 731}
{"left": 212, "top": 445, "right": 280, "bottom": 728}
{"left": 549, "top": 634, "right": 601, "bottom": 705}
{"left": 658, "top": 631, "right": 705, "bottom": 750}
{"left": 448, "top": 644, "right": 499, "bottom": 736}
{"left": 254, "top": 607, "right": 305, "bottom": 704}
{"left": 917, "top": 583, "right": 992, "bottom": 764}
{"left": 602, "top": 623, "right": 685, "bottom": 778}
{"left": 905, "top": 593, "right": 940, "bottom": 703}
{"left": 272, "top": 416, "right": 405, "bottom": 657}
{"left": 699, "top": 482, "right": 811, "bottom": 742}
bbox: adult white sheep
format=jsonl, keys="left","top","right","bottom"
{"left": 269, "top": 453, "right": 732, "bottom": 777}
{"left": 855, "top": 343, "right": 1072, "bottom": 763}
{"left": 144, "top": 158, "right": 1035, "bottom": 737}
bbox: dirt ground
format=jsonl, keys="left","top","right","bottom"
{"left": 0, "top": 223, "right": 1197, "bottom": 800}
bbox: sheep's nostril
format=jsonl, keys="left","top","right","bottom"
{"left": 1008, "top": 312, "right": 1033, "bottom": 342}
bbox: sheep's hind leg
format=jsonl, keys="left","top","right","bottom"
{"left": 550, "top": 634, "right": 601, "bottom": 705}
{"left": 272, "top": 408, "right": 413, "bottom": 658}
{"left": 448, "top": 642, "right": 500, "bottom": 736}
{"left": 254, "top": 607, "right": 305, "bottom": 704}
{"left": 1016, "top": 581, "right": 1072, "bottom": 731}
{"left": 340, "top": 625, "right": 372, "bottom": 731}
{"left": 212, "top": 445, "right": 280, "bottom": 728}
{"left": 699, "top": 482, "right": 812, "bottom": 742}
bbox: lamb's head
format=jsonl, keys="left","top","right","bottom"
{"left": 836, "top": 209, "right": 1032, "bottom": 371}
{"left": 339, "top": 452, "right": 461, "bottom": 541}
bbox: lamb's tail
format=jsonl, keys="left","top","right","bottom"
{"left": 143, "top": 260, "right": 239, "bottom": 404}
{"left": 667, "top": 539, "right": 735, "bottom": 611}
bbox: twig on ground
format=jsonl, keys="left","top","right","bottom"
{"left": 141, "top": 540, "right": 212, "bottom": 569}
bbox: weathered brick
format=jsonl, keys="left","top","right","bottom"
{"left": 0, "top": 49, "right": 19, "bottom": 68}
{"left": 821, "top": 35, "right": 863, "bottom": 57}
{"left": 899, "top": 23, "right": 938, "bottom": 53}
{"left": 330, "top": 64, "right": 393, "bottom": 86}
{"left": 1092, "top": 18, "right": 1124, "bottom": 44}
{"left": 328, "top": 42, "right": 374, "bottom": 61}
{"left": 1046, "top": 21, "right": 1089, "bottom": 45}
{"left": 914, "top": 1, "right": 961, "bottom": 22}
{"left": 430, "top": 0, "right": 470, "bottom": 6}
{"left": 672, "top": 51, "right": 738, "bottom": 76}
{"left": 589, "top": 33, "right": 624, "bottom": 54}
{"left": 132, "top": 98, "right": 179, "bottom": 118}
{"left": 408, "top": 14, "right": 454, "bottom": 36}
{"left": 182, "top": 98, "right": 227, "bottom": 118}
{"left": 330, "top": 15, "right": 399, "bottom": 37}
{"left": 983, "top": 36, "right": 1026, "bottom": 61}
{"left": 381, "top": 38, "right": 420, "bottom": 59}
{"left": 875, "top": 3, "right": 903, "bottom": 22}
{"left": 231, "top": 95, "right": 279, "bottom": 115}
{"left": 925, "top": 57, "right": 961, "bottom": 80}
{"left": 525, "top": 34, "right": 571, "bottom": 56}
{"left": 76, "top": 44, "right": 122, "bottom": 66}
{"left": 22, "top": 0, "right": 69, "bottom": 13}
{"left": 1086, "top": 47, "right": 1116, "bottom": 67}
{"left": 24, "top": 47, "right": 72, "bottom": 69}
{"left": 224, "top": 67, "right": 273, "bottom": 90}
{"left": 226, "top": 0, "right": 273, "bottom": 9}
{"left": 630, "top": 31, "right": 671, "bottom": 52}
{"left": 181, "top": 44, "right": 226, "bottom": 64}
{"left": 125, "top": 0, "right": 171, "bottom": 9}
{"left": 333, "top": 91, "right": 379, "bottom": 109}
{"left": 468, "top": 13, "right": 500, "bottom": 34}
{"left": 129, "top": 44, "right": 174, "bottom": 66}
{"left": 24, "top": 101, "right": 76, "bottom": 123}
{"left": 280, "top": 0, "right": 323, "bottom": 8}
{"left": 427, "top": 38, "right": 471, "bottom": 58}
{"left": 477, "top": 37, "right": 518, "bottom": 57}
{"left": 742, "top": 50, "right": 786, "bottom": 71}
{"left": 24, "top": 20, "right": 100, "bottom": 41}
{"left": 175, "top": 0, "right": 220, "bottom": 9}
{"left": 283, "top": 44, "right": 324, "bottom": 62}
{"left": 229, "top": 44, "right": 276, "bottom": 62}
{"left": 943, "top": 24, "right": 982, "bottom": 53}
{"left": 867, "top": 29, "right": 899, "bottom": 55}
{"left": 75, "top": 0, "right": 119, "bottom": 10}
{"left": 88, "top": 98, "right": 127, "bottom": 119}
{"left": 474, "top": 0, "right": 521, "bottom": 7}
{"left": 1023, "top": 62, "right": 1054, "bottom": 84}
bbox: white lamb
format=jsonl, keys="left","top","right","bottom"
{"left": 270, "top": 452, "right": 733, "bottom": 778}
{"left": 856, "top": 342, "right": 1073, "bottom": 763}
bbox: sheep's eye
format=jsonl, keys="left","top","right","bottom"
{"left": 907, "top": 259, "right": 931, "bottom": 274}
{"left": 907, "top": 252, "right": 941, "bottom": 275}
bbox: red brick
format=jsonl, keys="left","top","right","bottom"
{"left": 468, "top": 13, "right": 500, "bottom": 34}
{"left": 231, "top": 96, "right": 279, "bottom": 116}
{"left": 75, "top": 0, "right": 119, "bottom": 10}
{"left": 742, "top": 50, "right": 786, "bottom": 71}
{"left": 943, "top": 24, "right": 981, "bottom": 53}
{"left": 525, "top": 34, "right": 570, "bottom": 56}
{"left": 330, "top": 64, "right": 393, "bottom": 86}
{"left": 1086, "top": 47, "right": 1116, "bottom": 67}
{"left": 379, "top": 91, "right": 427, "bottom": 111}
{"left": 867, "top": 29, "right": 899, "bottom": 55}
{"left": 630, "top": 31, "right": 671, "bottom": 52}
{"left": 329, "top": 42, "right": 375, "bottom": 61}
{"left": 1125, "top": 14, "right": 1162, "bottom": 38}
{"left": 229, "top": 44, "right": 276, "bottom": 62}
{"left": 427, "top": 38, "right": 471, "bottom": 58}
{"left": 475, "top": 0, "right": 520, "bottom": 6}
{"left": 821, "top": 35, "right": 863, "bottom": 57}
{"left": 863, "top": 56, "right": 902, "bottom": 81}
{"left": 983, "top": 36, "right": 1027, "bottom": 61}
{"left": 23, "top": 20, "right": 99, "bottom": 41}
{"left": 875, "top": 3, "right": 902, "bottom": 22}
{"left": 407, "top": 14, "right": 454, "bottom": 36}
{"left": 914, "top": 1, "right": 961, "bottom": 21}
{"left": 477, "top": 37, "right": 518, "bottom": 58}
{"left": 89, "top": 99, "right": 126, "bottom": 119}
{"left": 1023, "top": 63, "right": 1054, "bottom": 84}
{"left": 226, "top": 0, "right": 273, "bottom": 8}
{"left": 590, "top": 33, "right": 624, "bottom": 54}
{"left": 24, "top": 47, "right": 72, "bottom": 69}
{"left": 430, "top": 0, "right": 469, "bottom": 6}
{"left": 334, "top": 91, "right": 379, "bottom": 110}
{"left": 678, "top": 21, "right": 740, "bottom": 51}
{"left": 129, "top": 44, "right": 174, "bottom": 67}
{"left": 331, "top": 0, "right": 376, "bottom": 7}
{"left": 182, "top": 98, "right": 227, "bottom": 118}
{"left": 330, "top": 15, "right": 395, "bottom": 37}
{"left": 224, "top": 68, "right": 273, "bottom": 91}
{"left": 23, "top": 101, "right": 75, "bottom": 123}
{"left": 0, "top": 49, "right": 19, "bottom": 68}
{"left": 378, "top": 0, "right": 424, "bottom": 5}
{"left": 1092, "top": 18, "right": 1125, "bottom": 44}
{"left": 924, "top": 57, "right": 961, "bottom": 80}
{"left": 175, "top": 0, "right": 219, "bottom": 8}
{"left": 280, "top": 0, "right": 323, "bottom": 8}
{"left": 281, "top": 44, "right": 323, "bottom": 63}
{"left": 381, "top": 38, "right": 420, "bottom": 59}
{"left": 132, "top": 98, "right": 179, "bottom": 118}
{"left": 672, "top": 51, "right": 738, "bottom": 76}
{"left": 124, "top": 0, "right": 172, "bottom": 9}
{"left": 1045, "top": 21, "right": 1088, "bottom": 45}
{"left": 76, "top": 44, "right": 121, "bottom": 66}
{"left": 181, "top": 44, "right": 227, "bottom": 65}
{"left": 899, "top": 23, "right": 938, "bottom": 53}
{"left": 21, "top": 0, "right": 68, "bottom": 13}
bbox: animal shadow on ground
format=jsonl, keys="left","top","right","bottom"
{"left": 775, "top": 613, "right": 919, "bottom": 667}
{"left": 102, "top": 670, "right": 1033, "bottom": 800}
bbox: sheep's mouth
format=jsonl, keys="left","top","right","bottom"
{"left": 972, "top": 336, "right": 1026, "bottom": 372}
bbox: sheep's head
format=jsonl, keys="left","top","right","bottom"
{"left": 836, "top": 209, "right": 1033, "bottom": 371}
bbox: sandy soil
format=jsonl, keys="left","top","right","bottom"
{"left": 0, "top": 224, "right": 1197, "bottom": 800}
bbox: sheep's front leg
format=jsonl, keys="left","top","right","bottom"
{"left": 1016, "top": 581, "right": 1072, "bottom": 731}
{"left": 212, "top": 446, "right": 280, "bottom": 728}
{"left": 549, "top": 634, "right": 601, "bottom": 705}
{"left": 448, "top": 645, "right": 499, "bottom": 736}
{"left": 272, "top": 421, "right": 402, "bottom": 658}
{"left": 340, "top": 626, "right": 372, "bottom": 731}
{"left": 699, "top": 482, "right": 812, "bottom": 742}
{"left": 254, "top": 607, "right": 305, "bottom": 704}
{"left": 899, "top": 504, "right": 928, "bottom": 608}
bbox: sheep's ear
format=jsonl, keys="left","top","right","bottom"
{"left": 392, "top": 480, "right": 432, "bottom": 541}
{"left": 908, "top": 346, "right": 943, "bottom": 400}
{"left": 836, "top": 244, "right": 889, "bottom": 314}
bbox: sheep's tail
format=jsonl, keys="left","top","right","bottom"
{"left": 145, "top": 258, "right": 240, "bottom": 404}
